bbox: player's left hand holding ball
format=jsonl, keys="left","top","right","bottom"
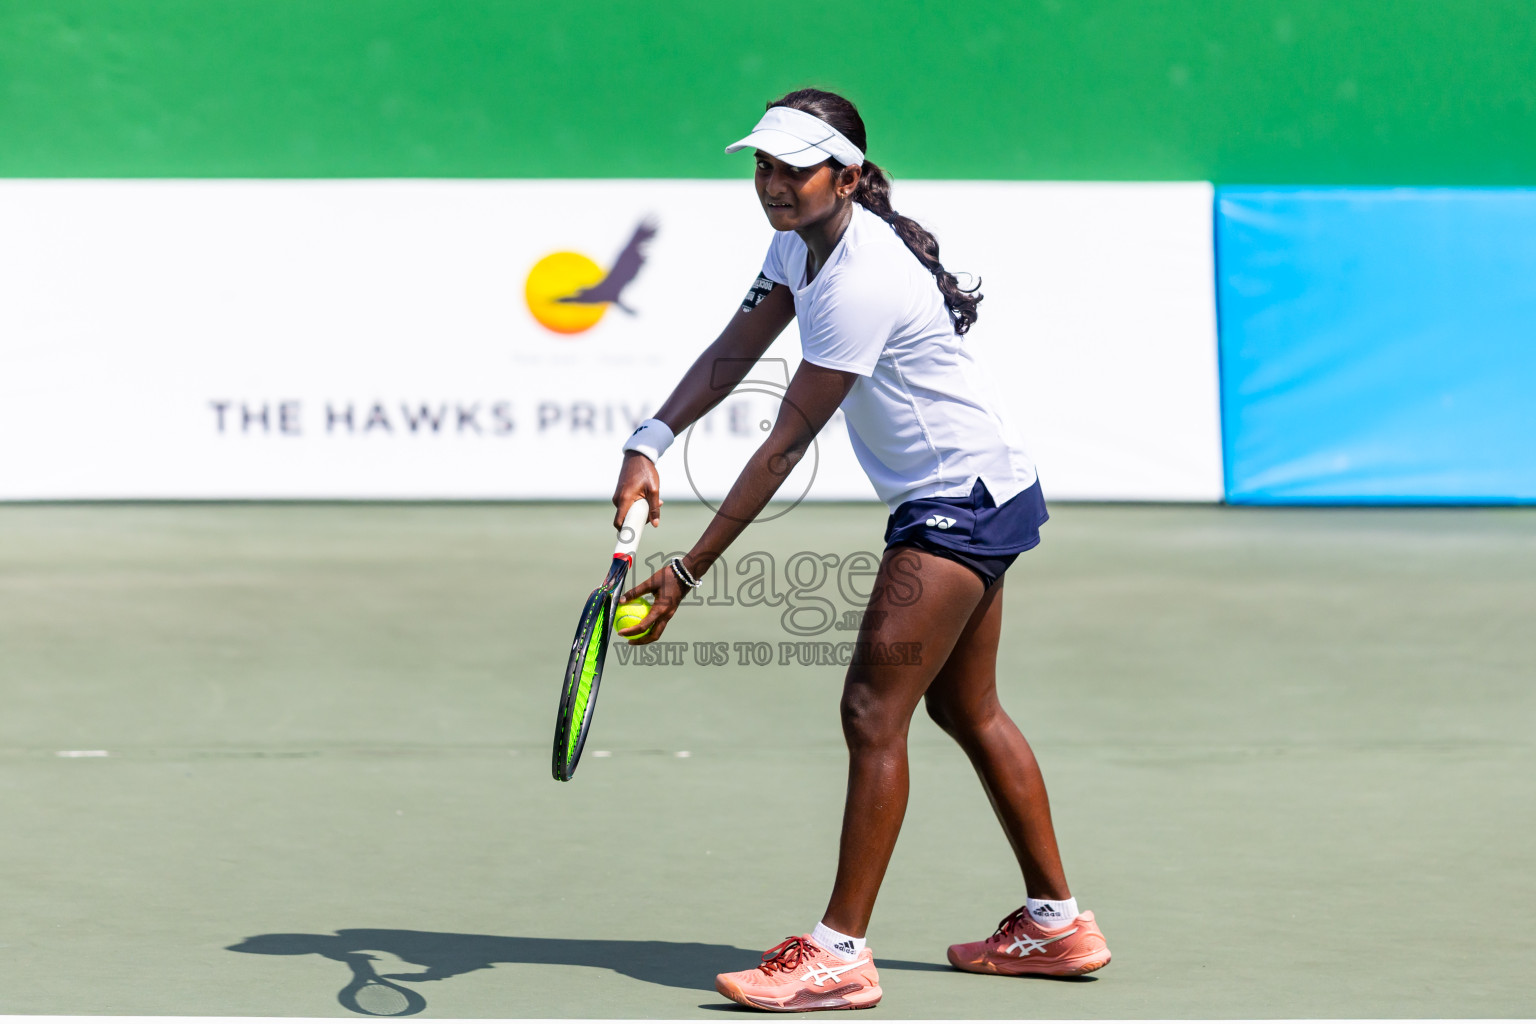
{"left": 616, "top": 565, "right": 688, "bottom": 644}
{"left": 613, "top": 596, "right": 653, "bottom": 641}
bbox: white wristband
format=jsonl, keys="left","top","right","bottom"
{"left": 622, "top": 418, "right": 675, "bottom": 463}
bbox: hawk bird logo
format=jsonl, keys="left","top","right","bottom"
{"left": 556, "top": 219, "right": 657, "bottom": 315}
{"left": 524, "top": 218, "right": 659, "bottom": 335}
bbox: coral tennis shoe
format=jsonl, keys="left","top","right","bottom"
{"left": 947, "top": 907, "right": 1111, "bottom": 977}
{"left": 716, "top": 935, "right": 882, "bottom": 1012}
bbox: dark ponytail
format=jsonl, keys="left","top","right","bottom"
{"left": 767, "top": 88, "right": 982, "bottom": 335}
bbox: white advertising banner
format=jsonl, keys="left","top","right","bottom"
{"left": 0, "top": 180, "right": 1221, "bottom": 502}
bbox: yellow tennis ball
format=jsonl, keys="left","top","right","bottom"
{"left": 614, "top": 597, "right": 653, "bottom": 639}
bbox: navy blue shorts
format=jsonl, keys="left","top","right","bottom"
{"left": 882, "top": 478, "right": 1049, "bottom": 589}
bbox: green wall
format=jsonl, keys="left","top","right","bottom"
{"left": 3, "top": 0, "right": 1533, "bottom": 182}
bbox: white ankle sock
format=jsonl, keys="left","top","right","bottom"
{"left": 1027, "top": 896, "right": 1078, "bottom": 928}
{"left": 810, "top": 921, "right": 865, "bottom": 961}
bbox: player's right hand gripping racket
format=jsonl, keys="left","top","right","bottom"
{"left": 552, "top": 499, "right": 650, "bottom": 781}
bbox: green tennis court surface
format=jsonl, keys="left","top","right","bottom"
{"left": 1, "top": 502, "right": 1531, "bottom": 1018}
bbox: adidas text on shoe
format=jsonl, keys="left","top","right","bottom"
{"left": 716, "top": 936, "right": 882, "bottom": 1012}
{"left": 947, "top": 908, "right": 1111, "bottom": 977}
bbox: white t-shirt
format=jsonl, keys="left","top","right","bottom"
{"left": 760, "top": 203, "right": 1038, "bottom": 511}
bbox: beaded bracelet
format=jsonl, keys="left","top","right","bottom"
{"left": 668, "top": 556, "right": 702, "bottom": 590}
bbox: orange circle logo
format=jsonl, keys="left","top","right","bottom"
{"left": 524, "top": 251, "right": 609, "bottom": 334}
{"left": 523, "top": 220, "right": 658, "bottom": 336}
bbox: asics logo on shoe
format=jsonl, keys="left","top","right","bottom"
{"left": 800, "top": 958, "right": 869, "bottom": 986}
{"left": 925, "top": 515, "right": 956, "bottom": 529}
{"left": 1004, "top": 927, "right": 1078, "bottom": 957}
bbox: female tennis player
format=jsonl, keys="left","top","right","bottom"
{"left": 610, "top": 88, "right": 1111, "bottom": 1011}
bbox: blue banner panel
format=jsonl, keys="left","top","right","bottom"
{"left": 1217, "top": 188, "right": 1536, "bottom": 503}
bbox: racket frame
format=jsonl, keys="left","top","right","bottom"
{"left": 551, "top": 555, "right": 628, "bottom": 781}
{"left": 550, "top": 499, "right": 651, "bottom": 782}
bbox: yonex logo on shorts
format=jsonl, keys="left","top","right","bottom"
{"left": 925, "top": 515, "right": 956, "bottom": 529}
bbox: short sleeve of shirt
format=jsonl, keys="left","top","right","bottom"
{"left": 760, "top": 232, "right": 793, "bottom": 287}
{"left": 800, "top": 254, "right": 908, "bottom": 377}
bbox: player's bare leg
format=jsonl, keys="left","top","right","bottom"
{"left": 925, "top": 576, "right": 1112, "bottom": 976}
{"left": 921, "top": 578, "right": 1070, "bottom": 899}
{"left": 818, "top": 546, "right": 989, "bottom": 937}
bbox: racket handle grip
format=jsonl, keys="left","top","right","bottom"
{"left": 615, "top": 499, "right": 651, "bottom": 558}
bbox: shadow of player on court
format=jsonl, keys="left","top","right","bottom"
{"left": 228, "top": 928, "right": 955, "bottom": 1015}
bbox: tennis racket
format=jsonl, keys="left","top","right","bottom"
{"left": 552, "top": 498, "right": 651, "bottom": 781}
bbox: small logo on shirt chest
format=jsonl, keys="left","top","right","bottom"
{"left": 925, "top": 515, "right": 956, "bottom": 529}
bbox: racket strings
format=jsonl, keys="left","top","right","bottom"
{"left": 353, "top": 980, "right": 412, "bottom": 1015}
{"left": 552, "top": 555, "right": 630, "bottom": 781}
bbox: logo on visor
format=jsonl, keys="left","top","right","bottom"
{"left": 524, "top": 219, "right": 657, "bottom": 335}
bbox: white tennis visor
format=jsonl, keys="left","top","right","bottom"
{"left": 725, "top": 106, "right": 865, "bottom": 169}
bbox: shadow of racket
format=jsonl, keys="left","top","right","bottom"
{"left": 338, "top": 953, "right": 427, "bottom": 1016}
